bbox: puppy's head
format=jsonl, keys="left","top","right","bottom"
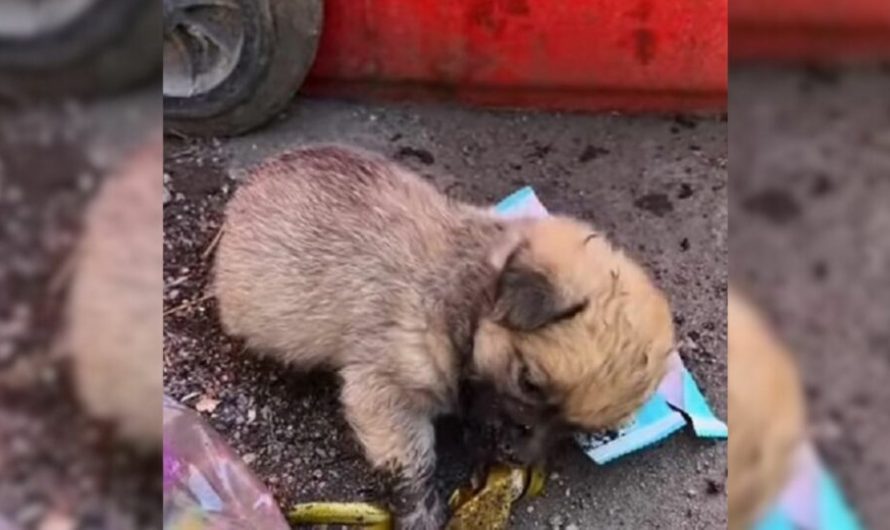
{"left": 473, "top": 216, "right": 674, "bottom": 464}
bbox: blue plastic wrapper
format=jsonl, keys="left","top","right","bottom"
{"left": 754, "top": 443, "right": 862, "bottom": 530}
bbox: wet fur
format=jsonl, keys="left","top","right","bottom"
{"left": 215, "top": 145, "right": 674, "bottom": 529}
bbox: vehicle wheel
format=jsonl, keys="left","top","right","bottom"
{"left": 0, "top": 0, "right": 161, "bottom": 100}
{"left": 163, "top": 0, "right": 323, "bottom": 137}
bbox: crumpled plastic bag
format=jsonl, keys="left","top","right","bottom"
{"left": 163, "top": 395, "right": 289, "bottom": 530}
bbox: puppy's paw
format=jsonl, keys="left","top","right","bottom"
{"left": 394, "top": 490, "right": 448, "bottom": 530}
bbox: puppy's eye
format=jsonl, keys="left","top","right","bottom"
{"left": 551, "top": 300, "right": 588, "bottom": 324}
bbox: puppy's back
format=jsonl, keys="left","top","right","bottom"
{"left": 215, "top": 146, "right": 463, "bottom": 367}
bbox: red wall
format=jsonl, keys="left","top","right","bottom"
{"left": 304, "top": 0, "right": 727, "bottom": 113}
{"left": 730, "top": 0, "right": 890, "bottom": 60}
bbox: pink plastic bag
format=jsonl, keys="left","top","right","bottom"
{"left": 163, "top": 395, "right": 289, "bottom": 530}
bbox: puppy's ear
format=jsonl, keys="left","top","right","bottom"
{"left": 493, "top": 249, "right": 568, "bottom": 331}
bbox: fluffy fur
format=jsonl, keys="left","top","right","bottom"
{"left": 728, "top": 289, "right": 806, "bottom": 530}
{"left": 67, "top": 135, "right": 163, "bottom": 448}
{"left": 215, "top": 145, "right": 674, "bottom": 529}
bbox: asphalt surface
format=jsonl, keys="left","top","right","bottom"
{"left": 730, "top": 65, "right": 890, "bottom": 529}
{"left": 163, "top": 99, "right": 728, "bottom": 529}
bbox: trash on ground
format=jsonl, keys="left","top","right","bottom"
{"left": 162, "top": 395, "right": 290, "bottom": 530}
{"left": 446, "top": 465, "right": 544, "bottom": 530}
{"left": 288, "top": 502, "right": 391, "bottom": 529}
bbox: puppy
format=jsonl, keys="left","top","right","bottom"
{"left": 215, "top": 145, "right": 674, "bottom": 529}
{"left": 67, "top": 135, "right": 163, "bottom": 448}
{"left": 728, "top": 290, "right": 806, "bottom": 530}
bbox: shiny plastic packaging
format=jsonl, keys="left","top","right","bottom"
{"left": 163, "top": 395, "right": 289, "bottom": 530}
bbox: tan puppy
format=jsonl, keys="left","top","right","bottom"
{"left": 728, "top": 289, "right": 807, "bottom": 530}
{"left": 215, "top": 145, "right": 674, "bottom": 529}
{"left": 67, "top": 135, "right": 163, "bottom": 448}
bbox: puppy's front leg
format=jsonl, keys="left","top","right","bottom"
{"left": 341, "top": 368, "right": 446, "bottom": 530}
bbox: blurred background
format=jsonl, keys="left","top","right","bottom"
{"left": 0, "top": 1, "right": 161, "bottom": 528}
{"left": 728, "top": 1, "right": 890, "bottom": 527}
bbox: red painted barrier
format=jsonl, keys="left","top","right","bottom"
{"left": 730, "top": 0, "right": 890, "bottom": 60}
{"left": 303, "top": 0, "right": 727, "bottom": 113}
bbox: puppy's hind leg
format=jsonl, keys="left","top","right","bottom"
{"left": 341, "top": 368, "right": 447, "bottom": 530}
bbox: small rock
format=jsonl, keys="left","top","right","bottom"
{"left": 686, "top": 488, "right": 697, "bottom": 498}
{"left": 195, "top": 396, "right": 220, "bottom": 413}
{"left": 526, "top": 506, "right": 534, "bottom": 514}
{"left": 163, "top": 187, "right": 171, "bottom": 204}
{"left": 315, "top": 447, "right": 327, "bottom": 459}
{"left": 228, "top": 167, "right": 248, "bottom": 180}
{"left": 312, "top": 469, "right": 323, "bottom": 480}
{"left": 242, "top": 453, "right": 257, "bottom": 465}
{"left": 548, "top": 514, "right": 564, "bottom": 528}
{"left": 566, "top": 524, "right": 579, "bottom": 530}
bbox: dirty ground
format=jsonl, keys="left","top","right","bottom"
{"left": 730, "top": 66, "right": 890, "bottom": 529}
{"left": 0, "top": 93, "right": 161, "bottom": 529}
{"left": 164, "top": 100, "right": 728, "bottom": 528}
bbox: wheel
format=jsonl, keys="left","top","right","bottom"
{"left": 0, "top": 0, "right": 161, "bottom": 100}
{"left": 163, "top": 0, "right": 324, "bottom": 137}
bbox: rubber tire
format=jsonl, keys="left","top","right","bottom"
{"left": 0, "top": 0, "right": 161, "bottom": 100}
{"left": 163, "top": 0, "right": 323, "bottom": 137}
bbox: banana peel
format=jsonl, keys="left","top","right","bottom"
{"left": 288, "top": 502, "right": 392, "bottom": 529}
{"left": 288, "top": 466, "right": 544, "bottom": 530}
{"left": 446, "top": 465, "right": 545, "bottom": 530}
